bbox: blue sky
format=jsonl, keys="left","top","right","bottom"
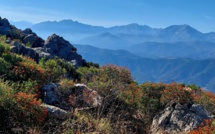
{"left": 0, "top": 0, "right": 215, "bottom": 32}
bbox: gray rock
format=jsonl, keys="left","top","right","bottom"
{"left": 41, "top": 104, "right": 68, "bottom": 119}
{"left": 10, "top": 41, "right": 39, "bottom": 62}
{"left": 40, "top": 83, "right": 60, "bottom": 105}
{"left": 70, "top": 84, "right": 103, "bottom": 108}
{"left": 43, "top": 34, "right": 83, "bottom": 67}
{"left": 1, "top": 17, "right": 84, "bottom": 67}
{"left": 0, "top": 18, "right": 11, "bottom": 35}
{"left": 150, "top": 102, "right": 211, "bottom": 134}
{"left": 22, "top": 29, "right": 44, "bottom": 48}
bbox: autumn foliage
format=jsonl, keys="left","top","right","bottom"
{"left": 14, "top": 92, "right": 47, "bottom": 124}
{"left": 189, "top": 119, "right": 215, "bottom": 134}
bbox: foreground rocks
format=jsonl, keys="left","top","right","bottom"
{"left": 70, "top": 84, "right": 103, "bottom": 108}
{"left": 41, "top": 104, "right": 68, "bottom": 119}
{"left": 150, "top": 102, "right": 211, "bottom": 134}
{"left": 40, "top": 83, "right": 103, "bottom": 110}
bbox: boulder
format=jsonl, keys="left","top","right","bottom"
{"left": 22, "top": 28, "right": 44, "bottom": 47}
{"left": 40, "top": 83, "right": 60, "bottom": 105}
{"left": 41, "top": 104, "right": 68, "bottom": 119}
{"left": 43, "top": 34, "right": 83, "bottom": 67}
{"left": 70, "top": 84, "right": 103, "bottom": 108}
{"left": 150, "top": 102, "right": 211, "bottom": 134}
{"left": 10, "top": 41, "right": 39, "bottom": 62}
{"left": 0, "top": 18, "right": 11, "bottom": 35}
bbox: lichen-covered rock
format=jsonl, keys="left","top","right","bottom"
{"left": 150, "top": 102, "right": 211, "bottom": 134}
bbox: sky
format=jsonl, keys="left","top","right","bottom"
{"left": 0, "top": 0, "right": 215, "bottom": 32}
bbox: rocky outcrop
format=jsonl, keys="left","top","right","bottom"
{"left": 40, "top": 83, "right": 60, "bottom": 105}
{"left": 10, "top": 41, "right": 39, "bottom": 62}
{"left": 41, "top": 104, "right": 68, "bottom": 119}
{"left": 70, "top": 84, "right": 103, "bottom": 108}
{"left": 1, "top": 17, "right": 84, "bottom": 67}
{"left": 150, "top": 102, "right": 211, "bottom": 134}
{"left": 43, "top": 34, "right": 83, "bottom": 67}
{"left": 22, "top": 28, "right": 44, "bottom": 47}
{"left": 0, "top": 18, "right": 44, "bottom": 47}
{"left": 0, "top": 17, "right": 15, "bottom": 35}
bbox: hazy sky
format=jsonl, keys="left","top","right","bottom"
{"left": 0, "top": 0, "right": 215, "bottom": 32}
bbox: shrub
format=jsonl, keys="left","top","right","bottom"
{"left": 0, "top": 79, "right": 47, "bottom": 131}
{"left": 189, "top": 119, "right": 215, "bottom": 134}
{"left": 160, "top": 83, "right": 193, "bottom": 105}
{"left": 0, "top": 80, "right": 16, "bottom": 130}
{"left": 14, "top": 92, "right": 47, "bottom": 125}
{"left": 122, "top": 82, "right": 143, "bottom": 110}
{"left": 40, "top": 58, "right": 66, "bottom": 83}
{"left": 140, "top": 82, "right": 166, "bottom": 120}
{"left": 12, "top": 56, "right": 45, "bottom": 83}
{"left": 192, "top": 90, "right": 215, "bottom": 115}
{"left": 77, "top": 67, "right": 99, "bottom": 83}
{"left": 0, "top": 57, "right": 11, "bottom": 75}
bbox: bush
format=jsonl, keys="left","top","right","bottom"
{"left": 14, "top": 92, "right": 47, "bottom": 125}
{"left": 0, "top": 57, "right": 11, "bottom": 75}
{"left": 0, "top": 79, "right": 47, "bottom": 131}
{"left": 40, "top": 58, "right": 66, "bottom": 83}
{"left": 192, "top": 90, "right": 215, "bottom": 115}
{"left": 189, "top": 119, "right": 215, "bottom": 134}
{"left": 160, "top": 83, "right": 193, "bottom": 105}
{"left": 12, "top": 56, "right": 45, "bottom": 83}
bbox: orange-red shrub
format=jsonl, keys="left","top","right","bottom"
{"left": 189, "top": 119, "right": 215, "bottom": 134}
{"left": 14, "top": 92, "right": 47, "bottom": 125}
{"left": 160, "top": 83, "right": 193, "bottom": 105}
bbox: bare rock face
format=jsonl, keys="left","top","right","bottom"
{"left": 43, "top": 34, "right": 83, "bottom": 67}
{"left": 70, "top": 84, "right": 103, "bottom": 108}
{"left": 22, "top": 28, "right": 44, "bottom": 48}
{"left": 150, "top": 102, "right": 211, "bottom": 134}
{"left": 0, "top": 17, "right": 13, "bottom": 35}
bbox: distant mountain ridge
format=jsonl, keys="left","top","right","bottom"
{"left": 12, "top": 19, "right": 213, "bottom": 50}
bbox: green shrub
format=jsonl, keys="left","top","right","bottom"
{"left": 0, "top": 57, "right": 11, "bottom": 75}
{"left": 42, "top": 59, "right": 66, "bottom": 83}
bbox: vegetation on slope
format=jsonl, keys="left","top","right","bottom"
{"left": 0, "top": 35, "right": 215, "bottom": 133}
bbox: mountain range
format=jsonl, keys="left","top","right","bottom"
{"left": 10, "top": 19, "right": 215, "bottom": 92}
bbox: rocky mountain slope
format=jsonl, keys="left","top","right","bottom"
{"left": 1, "top": 17, "right": 215, "bottom": 134}
{"left": 1, "top": 17, "right": 84, "bottom": 67}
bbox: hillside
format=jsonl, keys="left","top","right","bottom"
{"left": 1, "top": 17, "right": 215, "bottom": 134}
